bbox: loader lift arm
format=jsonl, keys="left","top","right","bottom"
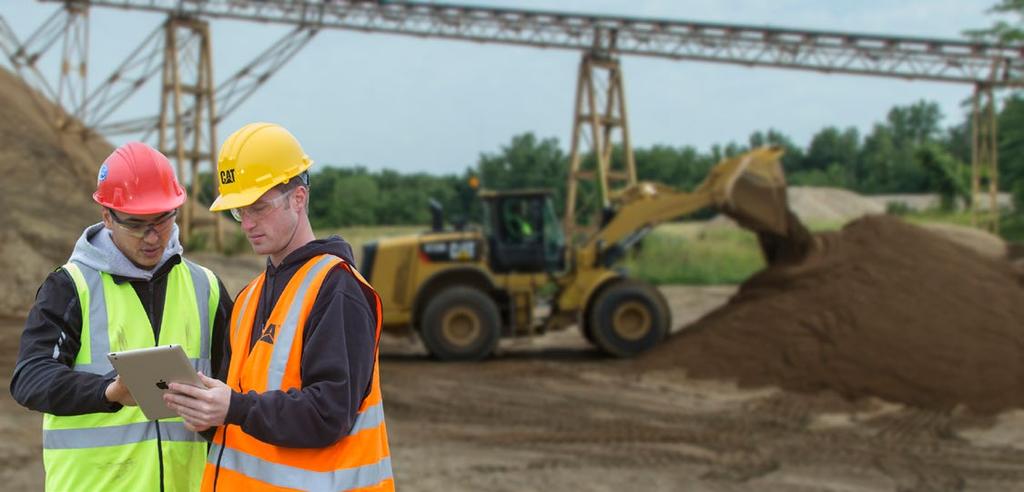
{"left": 579, "top": 146, "right": 795, "bottom": 270}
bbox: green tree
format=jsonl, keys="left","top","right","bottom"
{"left": 374, "top": 171, "right": 442, "bottom": 225}
{"left": 802, "top": 126, "right": 861, "bottom": 187}
{"left": 965, "top": 0, "right": 1024, "bottom": 43}
{"left": 332, "top": 172, "right": 379, "bottom": 226}
{"left": 477, "top": 133, "right": 566, "bottom": 192}
{"left": 887, "top": 101, "right": 943, "bottom": 145}
{"left": 856, "top": 101, "right": 944, "bottom": 193}
{"left": 915, "top": 143, "right": 971, "bottom": 210}
{"left": 635, "top": 144, "right": 715, "bottom": 190}
{"left": 308, "top": 167, "right": 343, "bottom": 227}
{"left": 859, "top": 124, "right": 902, "bottom": 192}
{"left": 998, "top": 93, "right": 1024, "bottom": 189}
{"left": 476, "top": 132, "right": 569, "bottom": 219}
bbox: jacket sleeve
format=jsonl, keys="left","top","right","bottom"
{"left": 9, "top": 269, "right": 122, "bottom": 415}
{"left": 224, "top": 267, "right": 377, "bottom": 448}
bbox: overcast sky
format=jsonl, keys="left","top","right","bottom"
{"left": 1, "top": 1, "right": 1005, "bottom": 174}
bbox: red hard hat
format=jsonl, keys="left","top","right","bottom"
{"left": 93, "top": 142, "right": 186, "bottom": 214}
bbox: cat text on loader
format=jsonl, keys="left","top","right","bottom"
{"left": 360, "top": 147, "right": 791, "bottom": 360}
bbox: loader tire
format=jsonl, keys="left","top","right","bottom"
{"left": 588, "top": 280, "right": 670, "bottom": 357}
{"left": 420, "top": 287, "right": 501, "bottom": 361}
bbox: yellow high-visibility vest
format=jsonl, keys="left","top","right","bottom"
{"left": 43, "top": 259, "right": 218, "bottom": 492}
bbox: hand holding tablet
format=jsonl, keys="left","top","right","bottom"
{"left": 107, "top": 344, "right": 206, "bottom": 420}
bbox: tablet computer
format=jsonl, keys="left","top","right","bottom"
{"left": 107, "top": 344, "right": 205, "bottom": 420}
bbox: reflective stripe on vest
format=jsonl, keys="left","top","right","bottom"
{"left": 210, "top": 446, "right": 392, "bottom": 491}
{"left": 44, "top": 420, "right": 203, "bottom": 449}
{"left": 266, "top": 254, "right": 337, "bottom": 390}
{"left": 63, "top": 260, "right": 215, "bottom": 376}
{"left": 44, "top": 258, "right": 218, "bottom": 492}
{"left": 207, "top": 254, "right": 393, "bottom": 491}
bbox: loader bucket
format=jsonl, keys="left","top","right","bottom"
{"left": 702, "top": 146, "right": 790, "bottom": 236}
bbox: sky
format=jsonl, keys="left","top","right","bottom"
{"left": 0, "top": 1, "right": 1006, "bottom": 175}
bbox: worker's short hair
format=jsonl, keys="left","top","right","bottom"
{"left": 274, "top": 171, "right": 309, "bottom": 194}
{"left": 270, "top": 171, "right": 310, "bottom": 214}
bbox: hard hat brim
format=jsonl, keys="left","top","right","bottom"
{"left": 208, "top": 185, "right": 273, "bottom": 212}
{"left": 208, "top": 162, "right": 312, "bottom": 212}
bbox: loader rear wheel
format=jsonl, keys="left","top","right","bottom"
{"left": 588, "top": 280, "right": 670, "bottom": 357}
{"left": 420, "top": 287, "right": 501, "bottom": 361}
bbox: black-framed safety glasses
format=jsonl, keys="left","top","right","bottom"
{"left": 108, "top": 209, "right": 178, "bottom": 239}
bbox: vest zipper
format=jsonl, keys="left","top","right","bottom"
{"left": 213, "top": 428, "right": 227, "bottom": 492}
{"left": 156, "top": 421, "right": 165, "bottom": 492}
{"left": 149, "top": 271, "right": 164, "bottom": 492}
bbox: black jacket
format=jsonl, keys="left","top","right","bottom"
{"left": 10, "top": 255, "right": 233, "bottom": 415}
{"left": 221, "top": 236, "right": 379, "bottom": 448}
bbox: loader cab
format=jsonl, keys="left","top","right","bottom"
{"left": 480, "top": 190, "right": 565, "bottom": 273}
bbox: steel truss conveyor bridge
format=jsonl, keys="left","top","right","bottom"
{"left": 2, "top": 0, "right": 1021, "bottom": 242}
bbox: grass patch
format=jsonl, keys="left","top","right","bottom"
{"left": 627, "top": 218, "right": 848, "bottom": 286}
{"left": 316, "top": 225, "right": 424, "bottom": 245}
{"left": 315, "top": 225, "right": 425, "bottom": 262}
{"left": 625, "top": 224, "right": 765, "bottom": 285}
{"left": 803, "top": 219, "right": 847, "bottom": 233}
{"left": 898, "top": 209, "right": 975, "bottom": 227}
{"left": 1001, "top": 214, "right": 1024, "bottom": 243}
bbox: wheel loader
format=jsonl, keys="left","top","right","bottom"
{"left": 359, "top": 146, "right": 794, "bottom": 360}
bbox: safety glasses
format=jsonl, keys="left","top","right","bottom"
{"left": 230, "top": 189, "right": 295, "bottom": 223}
{"left": 108, "top": 209, "right": 177, "bottom": 239}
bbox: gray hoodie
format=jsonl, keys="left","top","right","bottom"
{"left": 68, "top": 222, "right": 183, "bottom": 279}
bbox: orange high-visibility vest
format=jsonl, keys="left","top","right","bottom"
{"left": 203, "top": 254, "right": 394, "bottom": 491}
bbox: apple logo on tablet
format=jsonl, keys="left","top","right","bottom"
{"left": 156, "top": 380, "right": 169, "bottom": 390}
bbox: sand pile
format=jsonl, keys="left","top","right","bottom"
{"left": 786, "top": 186, "right": 886, "bottom": 223}
{"left": 640, "top": 215, "right": 1024, "bottom": 414}
{"left": 0, "top": 68, "right": 112, "bottom": 316}
{"left": 920, "top": 222, "right": 1007, "bottom": 260}
{"left": 706, "top": 186, "right": 885, "bottom": 229}
{"left": 0, "top": 68, "right": 233, "bottom": 316}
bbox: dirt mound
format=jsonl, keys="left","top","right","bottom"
{"left": 0, "top": 68, "right": 112, "bottom": 317}
{"left": 638, "top": 215, "right": 1024, "bottom": 414}
{"left": 0, "top": 68, "right": 232, "bottom": 316}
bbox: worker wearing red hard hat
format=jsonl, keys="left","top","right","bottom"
{"left": 10, "top": 142, "right": 234, "bottom": 491}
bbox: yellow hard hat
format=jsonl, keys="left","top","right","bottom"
{"left": 209, "top": 122, "right": 313, "bottom": 212}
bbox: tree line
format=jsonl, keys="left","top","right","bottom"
{"left": 260, "top": 96, "right": 1020, "bottom": 228}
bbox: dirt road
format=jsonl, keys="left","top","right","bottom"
{"left": 3, "top": 287, "right": 1024, "bottom": 491}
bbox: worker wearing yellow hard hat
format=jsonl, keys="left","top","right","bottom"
{"left": 208, "top": 122, "right": 313, "bottom": 212}
{"left": 164, "top": 122, "right": 395, "bottom": 491}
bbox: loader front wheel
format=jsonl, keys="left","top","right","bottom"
{"left": 420, "top": 287, "right": 501, "bottom": 361}
{"left": 589, "top": 281, "right": 670, "bottom": 357}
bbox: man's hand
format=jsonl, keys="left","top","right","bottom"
{"left": 163, "top": 373, "right": 231, "bottom": 433}
{"left": 104, "top": 376, "right": 136, "bottom": 406}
